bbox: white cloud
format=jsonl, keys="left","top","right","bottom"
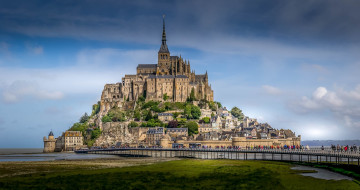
{"left": 313, "top": 87, "right": 327, "bottom": 100}
{"left": 26, "top": 43, "right": 43, "bottom": 55}
{"left": 289, "top": 85, "right": 360, "bottom": 129}
{"left": 2, "top": 80, "right": 63, "bottom": 103}
{"left": 0, "top": 48, "right": 155, "bottom": 103}
{"left": 262, "top": 85, "right": 282, "bottom": 95}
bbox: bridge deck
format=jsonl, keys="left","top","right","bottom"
{"left": 75, "top": 148, "right": 360, "bottom": 166}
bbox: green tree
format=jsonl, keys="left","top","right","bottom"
{"left": 184, "top": 105, "right": 192, "bottom": 119}
{"left": 150, "top": 105, "right": 161, "bottom": 112}
{"left": 202, "top": 117, "right": 210, "bottom": 123}
{"left": 68, "top": 122, "right": 88, "bottom": 137}
{"left": 91, "top": 101, "right": 101, "bottom": 116}
{"left": 145, "top": 111, "right": 153, "bottom": 121}
{"left": 231, "top": 106, "right": 244, "bottom": 120}
{"left": 185, "top": 121, "right": 199, "bottom": 136}
{"left": 79, "top": 112, "right": 89, "bottom": 123}
{"left": 184, "top": 105, "right": 201, "bottom": 119}
{"left": 91, "top": 128, "right": 101, "bottom": 139}
{"left": 145, "top": 119, "right": 161, "bottom": 127}
{"left": 190, "top": 88, "right": 196, "bottom": 101}
{"left": 134, "top": 111, "right": 141, "bottom": 121}
{"left": 138, "top": 96, "right": 145, "bottom": 102}
{"left": 176, "top": 118, "right": 187, "bottom": 127}
{"left": 101, "top": 115, "right": 112, "bottom": 123}
{"left": 163, "top": 93, "right": 169, "bottom": 101}
{"left": 173, "top": 112, "right": 179, "bottom": 118}
{"left": 128, "top": 121, "right": 139, "bottom": 128}
{"left": 191, "top": 105, "right": 201, "bottom": 119}
{"left": 208, "top": 101, "right": 217, "bottom": 111}
{"left": 142, "top": 101, "right": 159, "bottom": 109}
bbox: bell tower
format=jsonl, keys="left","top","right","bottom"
{"left": 158, "top": 15, "right": 170, "bottom": 75}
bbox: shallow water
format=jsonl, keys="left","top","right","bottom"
{"left": 291, "top": 165, "right": 353, "bottom": 181}
{"left": 0, "top": 148, "right": 119, "bottom": 162}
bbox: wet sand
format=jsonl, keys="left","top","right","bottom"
{"left": 0, "top": 157, "right": 181, "bottom": 178}
{"left": 291, "top": 165, "right": 354, "bottom": 181}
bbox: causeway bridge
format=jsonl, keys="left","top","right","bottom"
{"left": 75, "top": 148, "right": 360, "bottom": 166}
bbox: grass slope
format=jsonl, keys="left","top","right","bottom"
{"left": 0, "top": 159, "right": 359, "bottom": 190}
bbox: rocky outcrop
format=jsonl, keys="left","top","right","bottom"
{"left": 94, "top": 122, "right": 135, "bottom": 146}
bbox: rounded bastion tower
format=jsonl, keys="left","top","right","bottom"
{"left": 43, "top": 131, "right": 56, "bottom": 153}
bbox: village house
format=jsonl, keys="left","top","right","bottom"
{"left": 198, "top": 123, "right": 213, "bottom": 133}
{"left": 166, "top": 128, "right": 188, "bottom": 137}
{"left": 158, "top": 113, "right": 173, "bottom": 122}
{"left": 64, "top": 131, "right": 84, "bottom": 151}
{"left": 146, "top": 127, "right": 165, "bottom": 146}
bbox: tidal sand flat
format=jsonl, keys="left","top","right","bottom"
{"left": 0, "top": 159, "right": 359, "bottom": 190}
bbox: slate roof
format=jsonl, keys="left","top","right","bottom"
{"left": 167, "top": 128, "right": 188, "bottom": 133}
{"left": 137, "top": 64, "right": 157, "bottom": 68}
{"left": 148, "top": 75, "right": 174, "bottom": 79}
{"left": 158, "top": 113, "right": 173, "bottom": 116}
{"left": 147, "top": 127, "right": 164, "bottom": 134}
{"left": 175, "top": 75, "right": 188, "bottom": 78}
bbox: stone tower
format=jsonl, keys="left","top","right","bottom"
{"left": 43, "top": 131, "right": 56, "bottom": 153}
{"left": 158, "top": 15, "right": 170, "bottom": 75}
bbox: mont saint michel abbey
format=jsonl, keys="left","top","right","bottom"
{"left": 100, "top": 18, "right": 214, "bottom": 112}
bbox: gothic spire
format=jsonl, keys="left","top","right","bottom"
{"left": 159, "top": 14, "right": 169, "bottom": 53}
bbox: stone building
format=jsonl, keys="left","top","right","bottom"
{"left": 158, "top": 113, "right": 173, "bottom": 122}
{"left": 100, "top": 17, "right": 214, "bottom": 113}
{"left": 199, "top": 123, "right": 213, "bottom": 133}
{"left": 43, "top": 131, "right": 56, "bottom": 153}
{"left": 166, "top": 128, "right": 188, "bottom": 137}
{"left": 64, "top": 131, "right": 84, "bottom": 151}
{"left": 146, "top": 127, "right": 165, "bottom": 146}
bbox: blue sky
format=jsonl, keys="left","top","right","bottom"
{"left": 1, "top": 0, "right": 360, "bottom": 148}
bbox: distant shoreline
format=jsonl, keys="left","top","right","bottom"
{"left": 302, "top": 140, "right": 360, "bottom": 146}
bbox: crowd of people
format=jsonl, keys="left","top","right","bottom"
{"left": 330, "top": 144, "right": 358, "bottom": 152}
{"left": 193, "top": 145, "right": 311, "bottom": 150}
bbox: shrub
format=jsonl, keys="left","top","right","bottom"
{"left": 185, "top": 121, "right": 199, "bottom": 136}
{"left": 101, "top": 115, "right": 112, "bottom": 123}
{"left": 231, "top": 106, "right": 244, "bottom": 120}
{"left": 79, "top": 113, "right": 89, "bottom": 123}
{"left": 128, "top": 121, "right": 139, "bottom": 128}
{"left": 91, "top": 101, "right": 101, "bottom": 116}
{"left": 145, "top": 111, "right": 153, "bottom": 121}
{"left": 142, "top": 101, "right": 159, "bottom": 109}
{"left": 184, "top": 104, "right": 201, "bottom": 119}
{"left": 202, "top": 117, "right": 210, "bottom": 123}
{"left": 163, "top": 93, "right": 169, "bottom": 101}
{"left": 91, "top": 128, "right": 101, "bottom": 139}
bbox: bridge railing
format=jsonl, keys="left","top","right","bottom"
{"left": 76, "top": 147, "right": 360, "bottom": 158}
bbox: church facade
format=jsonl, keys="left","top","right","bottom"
{"left": 100, "top": 18, "right": 214, "bottom": 112}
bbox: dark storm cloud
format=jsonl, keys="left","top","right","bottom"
{"left": 1, "top": 0, "right": 360, "bottom": 46}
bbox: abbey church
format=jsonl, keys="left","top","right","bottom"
{"left": 100, "top": 18, "right": 214, "bottom": 112}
